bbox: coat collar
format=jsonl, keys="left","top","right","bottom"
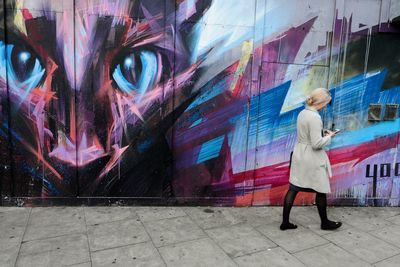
{"left": 305, "top": 105, "right": 320, "bottom": 114}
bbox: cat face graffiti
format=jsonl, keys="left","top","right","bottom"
{"left": 0, "top": 0, "right": 210, "bottom": 197}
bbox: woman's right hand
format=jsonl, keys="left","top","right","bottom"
{"left": 324, "top": 130, "right": 336, "bottom": 137}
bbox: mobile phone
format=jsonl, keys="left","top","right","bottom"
{"left": 334, "top": 129, "right": 341, "bottom": 133}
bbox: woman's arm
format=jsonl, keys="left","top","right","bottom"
{"left": 308, "top": 115, "right": 331, "bottom": 150}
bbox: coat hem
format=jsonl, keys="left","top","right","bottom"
{"left": 289, "top": 178, "right": 331, "bottom": 194}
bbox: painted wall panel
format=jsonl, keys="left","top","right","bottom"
{"left": 0, "top": 0, "right": 14, "bottom": 200}
{"left": 0, "top": 0, "right": 399, "bottom": 206}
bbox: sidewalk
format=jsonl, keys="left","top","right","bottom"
{"left": 1, "top": 206, "right": 400, "bottom": 267}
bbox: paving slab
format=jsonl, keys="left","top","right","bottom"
{"left": 135, "top": 207, "right": 186, "bottom": 222}
{"left": 23, "top": 219, "right": 86, "bottom": 241}
{"left": 23, "top": 207, "right": 86, "bottom": 241}
{"left": 0, "top": 208, "right": 30, "bottom": 240}
{"left": 234, "top": 247, "right": 306, "bottom": 267}
{"left": 16, "top": 234, "right": 89, "bottom": 267}
{"left": 19, "top": 234, "right": 88, "bottom": 256}
{"left": 0, "top": 207, "right": 31, "bottom": 212}
{"left": 369, "top": 224, "right": 400, "bottom": 248}
{"left": 288, "top": 209, "right": 352, "bottom": 235}
{"left": 1, "top": 206, "right": 400, "bottom": 267}
{"left": 328, "top": 208, "right": 394, "bottom": 232}
{"left": 301, "top": 221, "right": 352, "bottom": 236}
{"left": 373, "top": 254, "right": 400, "bottom": 267}
{"left": 183, "top": 207, "right": 244, "bottom": 229}
{"left": 84, "top": 206, "right": 137, "bottom": 226}
{"left": 361, "top": 207, "right": 400, "bottom": 219}
{"left": 87, "top": 218, "right": 150, "bottom": 251}
{"left": 228, "top": 207, "right": 282, "bottom": 227}
{"left": 324, "top": 228, "right": 400, "bottom": 264}
{"left": 0, "top": 238, "right": 21, "bottom": 267}
{"left": 91, "top": 242, "right": 165, "bottom": 267}
{"left": 65, "top": 262, "right": 92, "bottom": 267}
{"left": 143, "top": 216, "right": 205, "bottom": 247}
{"left": 28, "top": 207, "right": 85, "bottom": 227}
{"left": 293, "top": 243, "right": 371, "bottom": 267}
{"left": 205, "top": 223, "right": 277, "bottom": 257}
{"left": 386, "top": 215, "right": 400, "bottom": 225}
{"left": 158, "top": 238, "right": 237, "bottom": 267}
{"left": 16, "top": 234, "right": 90, "bottom": 267}
{"left": 256, "top": 224, "right": 329, "bottom": 253}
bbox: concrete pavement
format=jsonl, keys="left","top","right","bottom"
{"left": 1, "top": 206, "right": 400, "bottom": 266}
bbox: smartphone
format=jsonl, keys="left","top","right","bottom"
{"left": 334, "top": 129, "right": 341, "bottom": 134}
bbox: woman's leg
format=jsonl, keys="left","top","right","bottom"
{"left": 315, "top": 192, "right": 342, "bottom": 230}
{"left": 315, "top": 192, "right": 328, "bottom": 223}
{"left": 280, "top": 189, "right": 298, "bottom": 230}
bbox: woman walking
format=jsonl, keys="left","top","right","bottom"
{"left": 280, "top": 88, "right": 342, "bottom": 231}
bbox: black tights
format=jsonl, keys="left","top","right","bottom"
{"left": 282, "top": 189, "right": 328, "bottom": 225}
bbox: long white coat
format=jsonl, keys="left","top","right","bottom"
{"left": 289, "top": 106, "right": 332, "bottom": 193}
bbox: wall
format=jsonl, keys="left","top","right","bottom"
{"left": 1, "top": 0, "right": 400, "bottom": 206}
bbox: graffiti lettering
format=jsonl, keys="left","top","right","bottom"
{"left": 366, "top": 163, "right": 400, "bottom": 179}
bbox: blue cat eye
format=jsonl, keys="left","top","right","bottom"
{"left": 112, "top": 50, "right": 158, "bottom": 96}
{"left": 0, "top": 41, "right": 45, "bottom": 95}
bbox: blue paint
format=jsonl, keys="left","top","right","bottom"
{"left": 188, "top": 22, "right": 203, "bottom": 64}
{"left": 137, "top": 138, "right": 154, "bottom": 153}
{"left": 2, "top": 122, "right": 23, "bottom": 143}
{"left": 112, "top": 50, "right": 157, "bottom": 96}
{"left": 247, "top": 81, "right": 291, "bottom": 147}
{"left": 0, "top": 42, "right": 45, "bottom": 109}
{"left": 0, "top": 42, "right": 45, "bottom": 102}
{"left": 186, "top": 78, "right": 228, "bottom": 111}
{"left": 227, "top": 132, "right": 233, "bottom": 146}
{"left": 330, "top": 118, "right": 400, "bottom": 149}
{"left": 197, "top": 135, "right": 225, "bottom": 163}
{"left": 137, "top": 51, "right": 157, "bottom": 97}
{"left": 236, "top": 69, "right": 399, "bottom": 151}
{"left": 0, "top": 126, "right": 7, "bottom": 138}
{"left": 332, "top": 70, "right": 385, "bottom": 117}
{"left": 228, "top": 114, "right": 243, "bottom": 124}
{"left": 189, "top": 118, "right": 203, "bottom": 128}
{"left": 113, "top": 64, "right": 136, "bottom": 93}
{"left": 379, "top": 86, "right": 400, "bottom": 104}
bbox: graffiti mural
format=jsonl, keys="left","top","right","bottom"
{"left": 0, "top": 0, "right": 400, "bottom": 206}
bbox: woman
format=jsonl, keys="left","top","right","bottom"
{"left": 280, "top": 88, "right": 342, "bottom": 231}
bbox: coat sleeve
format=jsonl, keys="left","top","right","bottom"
{"left": 308, "top": 114, "right": 331, "bottom": 150}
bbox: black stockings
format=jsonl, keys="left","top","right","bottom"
{"left": 281, "top": 189, "right": 341, "bottom": 230}
{"left": 315, "top": 192, "right": 328, "bottom": 224}
{"left": 282, "top": 189, "right": 298, "bottom": 225}
{"left": 280, "top": 189, "right": 298, "bottom": 230}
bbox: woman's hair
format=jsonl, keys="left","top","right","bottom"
{"left": 306, "top": 88, "right": 331, "bottom": 107}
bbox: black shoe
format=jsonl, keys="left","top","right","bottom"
{"left": 280, "top": 222, "right": 298, "bottom": 231}
{"left": 321, "top": 220, "right": 342, "bottom": 230}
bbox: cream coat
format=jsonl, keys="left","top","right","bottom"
{"left": 289, "top": 106, "right": 332, "bottom": 193}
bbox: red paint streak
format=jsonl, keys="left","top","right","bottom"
{"left": 21, "top": 9, "right": 33, "bottom": 19}
{"left": 232, "top": 133, "right": 399, "bottom": 196}
{"left": 106, "top": 120, "right": 115, "bottom": 152}
{"left": 231, "top": 74, "right": 244, "bottom": 97}
{"left": 100, "top": 17, "right": 133, "bottom": 152}
{"left": 93, "top": 135, "right": 103, "bottom": 150}
{"left": 329, "top": 135, "right": 398, "bottom": 166}
{"left": 70, "top": 100, "right": 76, "bottom": 142}
{"left": 137, "top": 22, "right": 150, "bottom": 32}
{"left": 43, "top": 60, "right": 58, "bottom": 102}
{"left": 19, "top": 137, "right": 62, "bottom": 180}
